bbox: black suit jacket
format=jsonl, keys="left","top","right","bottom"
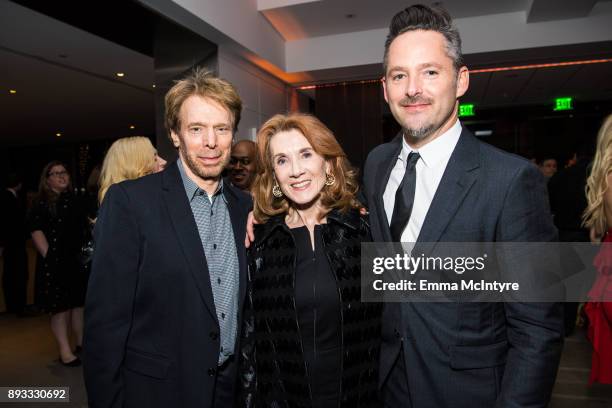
{"left": 362, "top": 128, "right": 564, "bottom": 408}
{"left": 83, "top": 162, "right": 252, "bottom": 408}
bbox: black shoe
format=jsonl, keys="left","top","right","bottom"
{"left": 74, "top": 345, "right": 82, "bottom": 354}
{"left": 60, "top": 356, "right": 81, "bottom": 367}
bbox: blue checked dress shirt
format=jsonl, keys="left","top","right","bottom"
{"left": 178, "top": 159, "right": 240, "bottom": 365}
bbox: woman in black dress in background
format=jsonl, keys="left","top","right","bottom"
{"left": 28, "top": 161, "right": 87, "bottom": 366}
{"left": 240, "top": 113, "right": 381, "bottom": 407}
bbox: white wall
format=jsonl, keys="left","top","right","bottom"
{"left": 167, "top": 0, "right": 286, "bottom": 70}
{"left": 218, "top": 47, "right": 288, "bottom": 141}
{"left": 285, "top": 7, "right": 612, "bottom": 72}
{"left": 141, "top": 0, "right": 612, "bottom": 80}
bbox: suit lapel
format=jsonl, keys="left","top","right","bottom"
{"left": 223, "top": 185, "right": 248, "bottom": 313}
{"left": 374, "top": 134, "right": 403, "bottom": 242}
{"left": 417, "top": 129, "right": 480, "bottom": 247}
{"left": 162, "top": 162, "right": 218, "bottom": 322}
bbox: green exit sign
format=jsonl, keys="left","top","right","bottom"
{"left": 458, "top": 104, "right": 475, "bottom": 117}
{"left": 554, "top": 97, "right": 573, "bottom": 111}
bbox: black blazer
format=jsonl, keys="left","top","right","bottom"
{"left": 362, "top": 129, "right": 564, "bottom": 408}
{"left": 83, "top": 161, "right": 252, "bottom": 408}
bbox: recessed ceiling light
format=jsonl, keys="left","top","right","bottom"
{"left": 9, "top": 89, "right": 17, "bottom": 94}
{"left": 152, "top": 84, "right": 156, "bottom": 88}
{"left": 56, "top": 132, "right": 62, "bottom": 137}
{"left": 129, "top": 125, "right": 135, "bottom": 129}
{"left": 116, "top": 72, "right": 125, "bottom": 77}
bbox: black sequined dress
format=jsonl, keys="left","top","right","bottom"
{"left": 27, "top": 192, "right": 87, "bottom": 314}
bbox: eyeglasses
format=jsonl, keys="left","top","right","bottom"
{"left": 48, "top": 170, "right": 68, "bottom": 177}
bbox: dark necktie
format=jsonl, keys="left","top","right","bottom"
{"left": 390, "top": 152, "right": 420, "bottom": 242}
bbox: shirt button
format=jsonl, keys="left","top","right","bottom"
{"left": 213, "top": 244, "right": 217, "bottom": 249}
{"left": 217, "top": 278, "right": 221, "bottom": 284}
{"left": 221, "top": 313, "right": 225, "bottom": 319}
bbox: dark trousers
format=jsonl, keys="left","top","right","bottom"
{"left": 382, "top": 348, "right": 412, "bottom": 408}
{"left": 564, "top": 302, "right": 579, "bottom": 336}
{"left": 2, "top": 246, "right": 28, "bottom": 314}
{"left": 213, "top": 355, "right": 237, "bottom": 407}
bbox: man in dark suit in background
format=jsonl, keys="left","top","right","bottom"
{"left": 0, "top": 173, "right": 29, "bottom": 316}
{"left": 549, "top": 143, "right": 593, "bottom": 336}
{"left": 84, "top": 70, "right": 252, "bottom": 408}
{"left": 227, "top": 139, "right": 257, "bottom": 192}
{"left": 361, "top": 5, "right": 564, "bottom": 407}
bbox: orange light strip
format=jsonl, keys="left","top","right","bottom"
{"left": 296, "top": 58, "right": 612, "bottom": 90}
{"left": 469, "top": 58, "right": 612, "bottom": 73}
{"left": 298, "top": 78, "right": 382, "bottom": 90}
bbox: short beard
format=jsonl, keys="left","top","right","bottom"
{"left": 398, "top": 95, "right": 436, "bottom": 140}
{"left": 404, "top": 124, "right": 435, "bottom": 140}
{"left": 179, "top": 143, "right": 229, "bottom": 181}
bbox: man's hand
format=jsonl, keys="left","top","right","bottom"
{"left": 245, "top": 211, "right": 258, "bottom": 248}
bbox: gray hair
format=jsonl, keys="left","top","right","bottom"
{"left": 383, "top": 4, "right": 464, "bottom": 74}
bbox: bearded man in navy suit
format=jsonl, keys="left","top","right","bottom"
{"left": 361, "top": 5, "right": 564, "bottom": 407}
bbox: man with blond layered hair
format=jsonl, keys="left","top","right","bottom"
{"left": 84, "top": 69, "right": 252, "bottom": 408}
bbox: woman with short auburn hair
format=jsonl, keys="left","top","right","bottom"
{"left": 251, "top": 113, "right": 360, "bottom": 222}
{"left": 240, "top": 113, "right": 381, "bottom": 407}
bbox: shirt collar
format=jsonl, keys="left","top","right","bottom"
{"left": 399, "top": 119, "right": 462, "bottom": 168}
{"left": 177, "top": 158, "right": 225, "bottom": 203}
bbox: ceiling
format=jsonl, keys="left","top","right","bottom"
{"left": 260, "top": 0, "right": 533, "bottom": 41}
{"left": 0, "top": 1, "right": 155, "bottom": 146}
{"left": 1, "top": 0, "right": 611, "bottom": 146}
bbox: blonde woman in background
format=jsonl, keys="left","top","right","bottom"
{"left": 81, "top": 136, "right": 166, "bottom": 277}
{"left": 582, "top": 113, "right": 612, "bottom": 384}
{"left": 98, "top": 136, "right": 161, "bottom": 204}
{"left": 81, "top": 136, "right": 161, "bottom": 280}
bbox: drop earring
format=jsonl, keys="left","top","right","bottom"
{"left": 272, "top": 183, "right": 283, "bottom": 198}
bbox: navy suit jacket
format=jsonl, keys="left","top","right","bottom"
{"left": 362, "top": 128, "right": 564, "bottom": 408}
{"left": 83, "top": 161, "right": 252, "bottom": 408}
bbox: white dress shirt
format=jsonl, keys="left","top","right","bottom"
{"left": 383, "top": 120, "right": 462, "bottom": 242}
